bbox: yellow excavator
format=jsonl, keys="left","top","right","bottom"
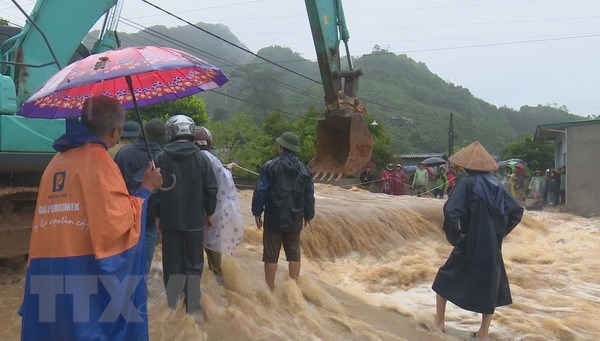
{"left": 304, "top": 0, "right": 374, "bottom": 181}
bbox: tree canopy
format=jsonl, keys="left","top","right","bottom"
{"left": 126, "top": 96, "right": 208, "bottom": 126}
{"left": 501, "top": 133, "right": 554, "bottom": 172}
{"left": 109, "top": 22, "right": 587, "bottom": 174}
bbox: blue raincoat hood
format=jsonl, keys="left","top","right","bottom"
{"left": 471, "top": 172, "right": 509, "bottom": 217}
{"left": 53, "top": 118, "right": 107, "bottom": 152}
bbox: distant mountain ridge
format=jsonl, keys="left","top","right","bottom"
{"left": 88, "top": 23, "right": 584, "bottom": 154}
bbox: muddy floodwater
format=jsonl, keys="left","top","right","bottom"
{"left": 1, "top": 184, "right": 599, "bottom": 340}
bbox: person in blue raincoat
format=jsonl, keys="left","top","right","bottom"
{"left": 115, "top": 118, "right": 166, "bottom": 274}
{"left": 20, "top": 96, "right": 163, "bottom": 341}
{"left": 432, "top": 141, "right": 523, "bottom": 341}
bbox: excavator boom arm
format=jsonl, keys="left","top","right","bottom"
{"left": 2, "top": 0, "right": 118, "bottom": 105}
{"left": 304, "top": 0, "right": 373, "bottom": 177}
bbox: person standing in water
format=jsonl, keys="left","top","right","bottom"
{"left": 114, "top": 118, "right": 166, "bottom": 274}
{"left": 412, "top": 162, "right": 429, "bottom": 196}
{"left": 252, "top": 131, "right": 315, "bottom": 290}
{"left": 432, "top": 141, "right": 523, "bottom": 341}
{"left": 154, "top": 115, "right": 218, "bottom": 316}
{"left": 20, "top": 96, "right": 163, "bottom": 340}
{"left": 193, "top": 127, "right": 244, "bottom": 285}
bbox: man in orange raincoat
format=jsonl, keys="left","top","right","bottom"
{"left": 19, "top": 96, "right": 163, "bottom": 341}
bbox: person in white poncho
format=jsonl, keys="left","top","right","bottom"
{"left": 194, "top": 127, "right": 243, "bottom": 284}
{"left": 528, "top": 170, "right": 546, "bottom": 201}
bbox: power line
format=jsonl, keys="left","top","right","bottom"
{"left": 140, "top": 0, "right": 321, "bottom": 85}
{"left": 135, "top": 1, "right": 432, "bottom": 116}
{"left": 117, "top": 17, "right": 322, "bottom": 120}
{"left": 129, "top": 0, "right": 556, "bottom": 23}
{"left": 452, "top": 115, "right": 476, "bottom": 143}
{"left": 345, "top": 0, "right": 550, "bottom": 14}
{"left": 396, "top": 34, "right": 600, "bottom": 54}
{"left": 118, "top": 17, "right": 323, "bottom": 100}
{"left": 355, "top": 16, "right": 600, "bottom": 30}
{"left": 129, "top": 0, "right": 270, "bottom": 19}
{"left": 183, "top": 16, "right": 600, "bottom": 36}
{"left": 211, "top": 90, "right": 317, "bottom": 121}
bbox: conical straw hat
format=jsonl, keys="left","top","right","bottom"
{"left": 448, "top": 141, "right": 498, "bottom": 172}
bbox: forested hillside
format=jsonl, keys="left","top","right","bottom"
{"left": 91, "top": 23, "right": 585, "bottom": 155}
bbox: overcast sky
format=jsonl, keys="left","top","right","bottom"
{"left": 3, "top": 0, "right": 599, "bottom": 116}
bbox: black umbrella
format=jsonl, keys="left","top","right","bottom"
{"left": 422, "top": 156, "right": 447, "bottom": 166}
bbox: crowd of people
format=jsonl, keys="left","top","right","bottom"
{"left": 361, "top": 159, "right": 566, "bottom": 208}
{"left": 360, "top": 161, "right": 465, "bottom": 198}
{"left": 525, "top": 166, "right": 566, "bottom": 206}
{"left": 20, "top": 95, "right": 314, "bottom": 340}
{"left": 17, "top": 94, "right": 544, "bottom": 341}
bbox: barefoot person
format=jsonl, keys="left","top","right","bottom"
{"left": 432, "top": 141, "right": 523, "bottom": 340}
{"left": 252, "top": 131, "right": 315, "bottom": 290}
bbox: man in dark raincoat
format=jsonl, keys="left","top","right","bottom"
{"left": 432, "top": 141, "right": 523, "bottom": 341}
{"left": 252, "top": 131, "right": 315, "bottom": 290}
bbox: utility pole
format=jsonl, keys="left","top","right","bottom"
{"left": 448, "top": 112, "right": 454, "bottom": 156}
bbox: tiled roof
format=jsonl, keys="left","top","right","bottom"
{"left": 398, "top": 153, "right": 444, "bottom": 158}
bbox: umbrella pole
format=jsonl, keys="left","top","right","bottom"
{"left": 125, "top": 75, "right": 154, "bottom": 164}
{"left": 125, "top": 75, "right": 176, "bottom": 191}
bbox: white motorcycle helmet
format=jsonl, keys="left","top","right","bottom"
{"left": 165, "top": 114, "right": 195, "bottom": 142}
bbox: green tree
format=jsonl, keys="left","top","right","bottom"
{"left": 126, "top": 96, "right": 208, "bottom": 125}
{"left": 261, "top": 112, "right": 292, "bottom": 140}
{"left": 501, "top": 133, "right": 554, "bottom": 171}
{"left": 366, "top": 115, "right": 394, "bottom": 171}
{"left": 291, "top": 109, "right": 318, "bottom": 164}
{"left": 211, "top": 107, "right": 230, "bottom": 121}
{"left": 207, "top": 113, "right": 274, "bottom": 178}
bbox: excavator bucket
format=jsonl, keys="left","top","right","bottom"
{"left": 308, "top": 112, "right": 373, "bottom": 179}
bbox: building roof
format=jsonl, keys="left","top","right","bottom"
{"left": 399, "top": 153, "right": 444, "bottom": 159}
{"left": 535, "top": 119, "right": 600, "bottom": 141}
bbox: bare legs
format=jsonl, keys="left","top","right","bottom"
{"left": 264, "top": 261, "right": 301, "bottom": 290}
{"left": 435, "top": 294, "right": 447, "bottom": 332}
{"left": 264, "top": 263, "right": 277, "bottom": 290}
{"left": 289, "top": 261, "right": 300, "bottom": 280}
{"left": 477, "top": 314, "right": 493, "bottom": 340}
{"left": 434, "top": 293, "right": 493, "bottom": 340}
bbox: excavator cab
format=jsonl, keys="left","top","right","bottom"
{"left": 305, "top": 0, "right": 374, "bottom": 179}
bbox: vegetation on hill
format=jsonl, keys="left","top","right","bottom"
{"left": 91, "top": 23, "right": 585, "bottom": 171}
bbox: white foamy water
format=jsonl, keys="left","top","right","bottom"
{"left": 1, "top": 184, "right": 599, "bottom": 340}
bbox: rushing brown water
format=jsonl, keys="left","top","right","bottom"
{"left": 1, "top": 184, "right": 599, "bottom": 340}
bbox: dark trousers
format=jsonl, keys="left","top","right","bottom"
{"left": 145, "top": 220, "right": 158, "bottom": 274}
{"left": 162, "top": 230, "right": 204, "bottom": 313}
{"left": 559, "top": 190, "right": 566, "bottom": 205}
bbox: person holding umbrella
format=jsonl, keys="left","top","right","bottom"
{"left": 16, "top": 45, "right": 229, "bottom": 334}
{"left": 20, "top": 95, "right": 163, "bottom": 341}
